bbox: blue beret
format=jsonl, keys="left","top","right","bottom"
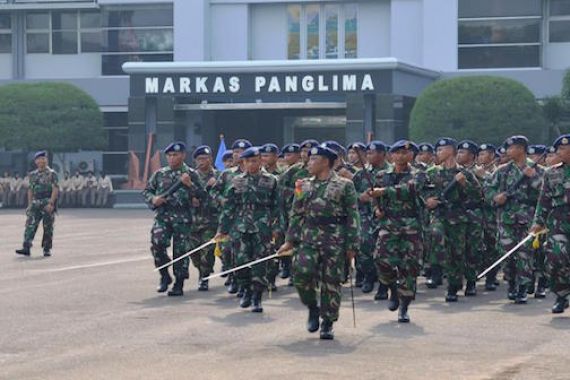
{"left": 478, "top": 143, "right": 496, "bottom": 153}
{"left": 240, "top": 147, "right": 261, "bottom": 159}
{"left": 300, "top": 139, "right": 319, "bottom": 149}
{"left": 527, "top": 144, "right": 546, "bottom": 155}
{"left": 34, "top": 150, "right": 47, "bottom": 159}
{"left": 457, "top": 140, "right": 479, "bottom": 155}
{"left": 497, "top": 146, "right": 506, "bottom": 155}
{"left": 348, "top": 142, "right": 366, "bottom": 151}
{"left": 282, "top": 143, "right": 301, "bottom": 154}
{"left": 553, "top": 134, "right": 570, "bottom": 150}
{"left": 435, "top": 137, "right": 457, "bottom": 149}
{"left": 164, "top": 141, "right": 186, "bottom": 154}
{"left": 308, "top": 146, "right": 338, "bottom": 161}
{"left": 418, "top": 143, "right": 434, "bottom": 153}
{"left": 367, "top": 140, "right": 387, "bottom": 152}
{"left": 261, "top": 143, "right": 279, "bottom": 154}
{"left": 321, "top": 141, "right": 346, "bottom": 156}
{"left": 503, "top": 135, "right": 528, "bottom": 148}
{"left": 389, "top": 140, "right": 418, "bottom": 153}
{"left": 231, "top": 139, "right": 252, "bottom": 150}
{"left": 547, "top": 146, "right": 556, "bottom": 154}
{"left": 193, "top": 145, "right": 212, "bottom": 158}
{"left": 222, "top": 151, "right": 233, "bottom": 161}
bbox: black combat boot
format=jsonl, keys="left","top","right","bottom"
{"left": 534, "top": 277, "right": 547, "bottom": 299}
{"left": 361, "top": 273, "right": 375, "bottom": 294}
{"left": 319, "top": 320, "right": 334, "bottom": 340}
{"left": 374, "top": 283, "right": 388, "bottom": 301}
{"left": 514, "top": 284, "right": 528, "bottom": 304}
{"left": 398, "top": 297, "right": 412, "bottom": 323}
{"left": 527, "top": 277, "right": 536, "bottom": 295}
{"left": 240, "top": 287, "right": 252, "bottom": 308}
{"left": 355, "top": 269, "right": 364, "bottom": 288}
{"left": 15, "top": 243, "right": 31, "bottom": 256}
{"left": 288, "top": 276, "right": 295, "bottom": 287}
{"left": 43, "top": 248, "right": 52, "bottom": 257}
{"left": 268, "top": 281, "right": 277, "bottom": 292}
{"left": 307, "top": 306, "right": 320, "bottom": 333}
{"left": 464, "top": 281, "right": 477, "bottom": 297}
{"left": 445, "top": 285, "right": 458, "bottom": 302}
{"left": 507, "top": 280, "right": 517, "bottom": 301}
{"left": 426, "top": 265, "right": 442, "bottom": 289}
{"left": 252, "top": 291, "right": 263, "bottom": 313}
{"left": 388, "top": 284, "right": 400, "bottom": 311}
{"left": 224, "top": 275, "right": 231, "bottom": 286}
{"left": 485, "top": 272, "right": 497, "bottom": 291}
{"left": 236, "top": 285, "right": 245, "bottom": 298}
{"left": 198, "top": 279, "right": 209, "bottom": 291}
{"left": 227, "top": 275, "right": 238, "bottom": 294}
{"left": 280, "top": 259, "right": 291, "bottom": 279}
{"left": 552, "top": 296, "right": 569, "bottom": 314}
{"left": 167, "top": 277, "right": 184, "bottom": 296}
{"left": 157, "top": 268, "right": 172, "bottom": 293}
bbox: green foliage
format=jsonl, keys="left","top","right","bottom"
{"left": 0, "top": 82, "right": 105, "bottom": 152}
{"left": 562, "top": 69, "right": 570, "bottom": 101}
{"left": 410, "top": 76, "right": 548, "bottom": 144}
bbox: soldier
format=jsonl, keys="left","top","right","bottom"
{"left": 546, "top": 146, "right": 562, "bottom": 167}
{"left": 352, "top": 141, "right": 391, "bottom": 296}
{"left": 15, "top": 151, "right": 59, "bottom": 257}
{"left": 142, "top": 142, "right": 206, "bottom": 297}
{"left": 211, "top": 139, "right": 252, "bottom": 295}
{"left": 282, "top": 143, "right": 301, "bottom": 167}
{"left": 416, "top": 143, "right": 435, "bottom": 166}
{"left": 456, "top": 140, "right": 484, "bottom": 296}
{"left": 531, "top": 134, "right": 570, "bottom": 313}
{"left": 496, "top": 146, "right": 509, "bottom": 165}
{"left": 214, "top": 147, "right": 282, "bottom": 313}
{"left": 486, "top": 136, "right": 544, "bottom": 304}
{"left": 321, "top": 141, "right": 357, "bottom": 180}
{"left": 423, "top": 138, "right": 481, "bottom": 302}
{"left": 527, "top": 145, "right": 547, "bottom": 165}
{"left": 347, "top": 142, "right": 367, "bottom": 169}
{"left": 368, "top": 140, "right": 424, "bottom": 322}
{"left": 278, "top": 145, "right": 360, "bottom": 340}
{"left": 96, "top": 172, "right": 113, "bottom": 207}
{"left": 222, "top": 151, "right": 234, "bottom": 169}
{"left": 277, "top": 139, "right": 318, "bottom": 284}
{"left": 190, "top": 146, "right": 218, "bottom": 291}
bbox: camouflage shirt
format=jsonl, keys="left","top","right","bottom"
{"left": 192, "top": 168, "right": 220, "bottom": 229}
{"left": 29, "top": 167, "right": 58, "bottom": 200}
{"left": 211, "top": 166, "right": 242, "bottom": 208}
{"left": 286, "top": 172, "right": 360, "bottom": 251}
{"left": 533, "top": 163, "right": 570, "bottom": 227}
{"left": 353, "top": 162, "right": 391, "bottom": 216}
{"left": 278, "top": 161, "right": 311, "bottom": 222}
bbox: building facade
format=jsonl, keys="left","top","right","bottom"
{"left": 0, "top": 0, "right": 568, "bottom": 178}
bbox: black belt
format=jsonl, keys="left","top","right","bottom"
{"left": 307, "top": 216, "right": 347, "bottom": 226}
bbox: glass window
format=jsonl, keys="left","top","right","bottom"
{"left": 344, "top": 4, "right": 357, "bottom": 58}
{"left": 26, "top": 33, "right": 49, "bottom": 53}
{"left": 52, "top": 31, "right": 77, "bottom": 54}
{"left": 459, "top": 0, "right": 542, "bottom": 18}
{"left": 105, "top": 28, "right": 173, "bottom": 53}
{"left": 550, "top": 0, "right": 570, "bottom": 16}
{"left": 26, "top": 12, "right": 49, "bottom": 30}
{"left": 0, "top": 34, "right": 11, "bottom": 53}
{"left": 325, "top": 5, "right": 338, "bottom": 59}
{"left": 0, "top": 13, "right": 11, "bottom": 29}
{"left": 306, "top": 5, "right": 319, "bottom": 59}
{"left": 459, "top": 19, "right": 540, "bottom": 44}
{"left": 104, "top": 112, "right": 128, "bottom": 127}
{"left": 81, "top": 31, "right": 102, "bottom": 52}
{"left": 103, "top": 6, "right": 173, "bottom": 28}
{"left": 80, "top": 11, "right": 100, "bottom": 29}
{"left": 287, "top": 5, "right": 301, "bottom": 59}
{"left": 102, "top": 53, "right": 173, "bottom": 76}
{"left": 458, "top": 45, "right": 540, "bottom": 69}
{"left": 52, "top": 11, "right": 77, "bottom": 30}
{"left": 106, "top": 129, "right": 129, "bottom": 152}
{"left": 550, "top": 21, "right": 570, "bottom": 43}
{"left": 102, "top": 153, "right": 129, "bottom": 175}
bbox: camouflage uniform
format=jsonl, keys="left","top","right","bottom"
{"left": 286, "top": 172, "right": 360, "bottom": 322}
{"left": 218, "top": 171, "right": 282, "bottom": 293}
{"left": 142, "top": 164, "right": 206, "bottom": 280}
{"left": 22, "top": 167, "right": 59, "bottom": 251}
{"left": 190, "top": 168, "right": 219, "bottom": 279}
{"left": 462, "top": 164, "right": 485, "bottom": 287}
{"left": 478, "top": 164, "right": 501, "bottom": 287}
{"left": 486, "top": 160, "right": 544, "bottom": 289}
{"left": 533, "top": 162, "right": 570, "bottom": 297}
{"left": 264, "top": 167, "right": 285, "bottom": 288}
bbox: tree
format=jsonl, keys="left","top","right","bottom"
{"left": 409, "top": 76, "right": 548, "bottom": 144}
{"left": 562, "top": 68, "right": 570, "bottom": 102}
{"left": 0, "top": 82, "right": 105, "bottom": 153}
{"left": 541, "top": 96, "right": 564, "bottom": 139}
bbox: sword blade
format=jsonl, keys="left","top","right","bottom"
{"left": 477, "top": 232, "right": 535, "bottom": 280}
{"left": 153, "top": 239, "right": 216, "bottom": 272}
{"left": 202, "top": 251, "right": 291, "bottom": 281}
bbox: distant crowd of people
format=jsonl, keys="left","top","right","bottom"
{"left": 0, "top": 170, "right": 114, "bottom": 208}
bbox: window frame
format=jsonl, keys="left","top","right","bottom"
{"left": 548, "top": 0, "right": 570, "bottom": 43}
{"left": 0, "top": 12, "right": 11, "bottom": 54}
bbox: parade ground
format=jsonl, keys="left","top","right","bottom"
{"left": 1, "top": 209, "right": 569, "bottom": 380}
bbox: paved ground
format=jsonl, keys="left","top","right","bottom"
{"left": 0, "top": 209, "right": 569, "bottom": 380}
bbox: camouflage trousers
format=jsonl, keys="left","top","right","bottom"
{"left": 533, "top": 236, "right": 547, "bottom": 280}
{"left": 150, "top": 217, "right": 191, "bottom": 279}
{"left": 465, "top": 210, "right": 484, "bottom": 282}
{"left": 189, "top": 225, "right": 216, "bottom": 278}
{"left": 220, "top": 228, "right": 240, "bottom": 272}
{"left": 267, "top": 235, "right": 284, "bottom": 284}
{"left": 431, "top": 219, "right": 467, "bottom": 288}
{"left": 482, "top": 212, "right": 499, "bottom": 270}
{"left": 375, "top": 227, "right": 422, "bottom": 299}
{"left": 293, "top": 243, "right": 344, "bottom": 322}
{"left": 23, "top": 200, "right": 55, "bottom": 250}
{"left": 233, "top": 231, "right": 272, "bottom": 291}
{"left": 358, "top": 213, "right": 379, "bottom": 278}
{"left": 545, "top": 219, "right": 570, "bottom": 297}
{"left": 498, "top": 223, "right": 533, "bottom": 286}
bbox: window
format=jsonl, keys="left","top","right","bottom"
{"left": 0, "top": 13, "right": 11, "bottom": 54}
{"left": 52, "top": 11, "right": 78, "bottom": 54}
{"left": 26, "top": 12, "right": 50, "bottom": 53}
{"left": 103, "top": 112, "right": 129, "bottom": 175}
{"left": 458, "top": 0, "right": 541, "bottom": 69}
{"left": 550, "top": 0, "right": 570, "bottom": 16}
{"left": 549, "top": 0, "right": 570, "bottom": 43}
{"left": 287, "top": 3, "right": 358, "bottom": 60}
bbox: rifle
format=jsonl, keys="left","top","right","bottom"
{"left": 354, "top": 146, "right": 383, "bottom": 213}
{"left": 499, "top": 153, "right": 546, "bottom": 207}
{"left": 149, "top": 178, "right": 184, "bottom": 210}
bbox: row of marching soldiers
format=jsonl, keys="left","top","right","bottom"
{"left": 142, "top": 134, "right": 570, "bottom": 340}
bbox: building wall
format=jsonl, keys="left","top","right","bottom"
{"left": 210, "top": 3, "right": 249, "bottom": 60}
{"left": 422, "top": 0, "right": 457, "bottom": 71}
{"left": 25, "top": 54, "right": 101, "bottom": 79}
{"left": 358, "top": 0, "right": 390, "bottom": 58}
{"left": 250, "top": 3, "right": 287, "bottom": 60}
{"left": 0, "top": 54, "right": 11, "bottom": 79}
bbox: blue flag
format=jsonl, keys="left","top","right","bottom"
{"left": 214, "top": 136, "right": 227, "bottom": 171}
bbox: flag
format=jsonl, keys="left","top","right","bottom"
{"left": 214, "top": 135, "right": 227, "bottom": 171}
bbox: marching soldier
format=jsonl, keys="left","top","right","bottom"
{"left": 15, "top": 151, "right": 59, "bottom": 257}
{"left": 222, "top": 151, "right": 234, "bottom": 169}
{"left": 546, "top": 146, "right": 562, "bottom": 167}
{"left": 321, "top": 141, "right": 357, "bottom": 180}
{"left": 190, "top": 145, "right": 219, "bottom": 291}
{"left": 368, "top": 140, "right": 424, "bottom": 322}
{"left": 486, "top": 136, "right": 544, "bottom": 304}
{"left": 531, "top": 134, "right": 570, "bottom": 313}
{"left": 142, "top": 142, "right": 206, "bottom": 297}
{"left": 347, "top": 142, "right": 367, "bottom": 169}
{"left": 416, "top": 143, "right": 435, "bottom": 166}
{"left": 282, "top": 143, "right": 301, "bottom": 167}
{"left": 278, "top": 145, "right": 360, "bottom": 340}
{"left": 528, "top": 145, "right": 547, "bottom": 165}
{"left": 215, "top": 147, "right": 282, "bottom": 313}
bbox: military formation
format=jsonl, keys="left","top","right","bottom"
{"left": 15, "top": 132, "right": 570, "bottom": 341}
